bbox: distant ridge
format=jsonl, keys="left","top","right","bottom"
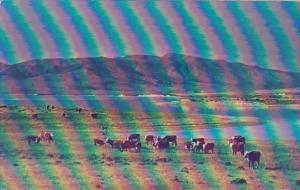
{"left": 1, "top": 54, "right": 300, "bottom": 95}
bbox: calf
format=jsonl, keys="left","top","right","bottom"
{"left": 203, "top": 143, "right": 215, "bottom": 154}
{"left": 145, "top": 135, "right": 155, "bottom": 145}
{"left": 94, "top": 138, "right": 105, "bottom": 146}
{"left": 27, "top": 136, "right": 40, "bottom": 144}
{"left": 244, "top": 151, "right": 261, "bottom": 169}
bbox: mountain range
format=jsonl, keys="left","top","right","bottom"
{"left": 0, "top": 54, "right": 299, "bottom": 95}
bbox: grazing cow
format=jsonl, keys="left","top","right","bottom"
{"left": 192, "top": 138, "right": 205, "bottom": 144}
{"left": 231, "top": 143, "right": 245, "bottom": 156}
{"left": 154, "top": 140, "right": 169, "bottom": 150}
{"left": 91, "top": 113, "right": 98, "bottom": 119}
{"left": 244, "top": 151, "right": 261, "bottom": 169}
{"left": 31, "top": 114, "right": 38, "bottom": 119}
{"left": 76, "top": 108, "right": 82, "bottom": 113}
{"left": 162, "top": 135, "right": 177, "bottom": 146}
{"left": 203, "top": 143, "right": 215, "bottom": 154}
{"left": 192, "top": 141, "right": 204, "bottom": 153}
{"left": 185, "top": 141, "right": 192, "bottom": 151}
{"left": 38, "top": 132, "right": 54, "bottom": 143}
{"left": 145, "top": 135, "right": 155, "bottom": 145}
{"left": 122, "top": 140, "right": 141, "bottom": 152}
{"left": 94, "top": 138, "right": 105, "bottom": 146}
{"left": 27, "top": 135, "right": 40, "bottom": 144}
{"left": 128, "top": 134, "right": 140, "bottom": 142}
{"left": 105, "top": 138, "right": 123, "bottom": 151}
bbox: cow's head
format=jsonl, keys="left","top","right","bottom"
{"left": 244, "top": 151, "right": 250, "bottom": 158}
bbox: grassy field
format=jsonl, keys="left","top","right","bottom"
{"left": 0, "top": 103, "right": 300, "bottom": 190}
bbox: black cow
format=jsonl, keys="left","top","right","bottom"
{"left": 128, "top": 134, "right": 140, "bottom": 142}
{"left": 27, "top": 136, "right": 40, "bottom": 144}
{"left": 161, "top": 135, "right": 177, "bottom": 146}
{"left": 244, "top": 151, "right": 261, "bottom": 169}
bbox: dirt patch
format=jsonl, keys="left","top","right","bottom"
{"left": 156, "top": 157, "right": 172, "bottom": 163}
{"left": 265, "top": 166, "right": 282, "bottom": 170}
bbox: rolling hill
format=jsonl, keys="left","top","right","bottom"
{"left": 0, "top": 54, "right": 300, "bottom": 95}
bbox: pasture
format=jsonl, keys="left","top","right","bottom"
{"left": 0, "top": 100, "right": 300, "bottom": 190}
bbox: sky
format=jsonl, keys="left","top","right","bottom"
{"left": 0, "top": 0, "right": 299, "bottom": 72}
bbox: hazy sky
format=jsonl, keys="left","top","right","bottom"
{"left": 0, "top": 1, "right": 299, "bottom": 72}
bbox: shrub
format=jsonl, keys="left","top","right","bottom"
{"left": 231, "top": 178, "right": 247, "bottom": 184}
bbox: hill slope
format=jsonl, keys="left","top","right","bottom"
{"left": 0, "top": 54, "right": 300, "bottom": 95}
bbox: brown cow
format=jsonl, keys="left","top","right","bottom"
{"left": 244, "top": 151, "right": 261, "bottom": 169}
{"left": 94, "top": 138, "right": 105, "bottom": 146}
{"left": 154, "top": 140, "right": 169, "bottom": 150}
{"left": 122, "top": 140, "right": 141, "bottom": 152}
{"left": 231, "top": 143, "right": 245, "bottom": 156}
{"left": 203, "top": 143, "right": 215, "bottom": 154}
{"left": 38, "top": 132, "right": 54, "bottom": 143}
{"left": 145, "top": 135, "right": 155, "bottom": 145}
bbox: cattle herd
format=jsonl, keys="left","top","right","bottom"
{"left": 27, "top": 131, "right": 261, "bottom": 169}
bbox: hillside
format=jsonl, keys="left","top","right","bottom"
{"left": 0, "top": 54, "right": 300, "bottom": 95}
